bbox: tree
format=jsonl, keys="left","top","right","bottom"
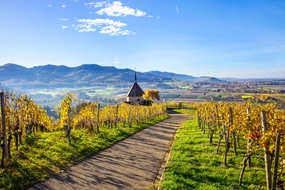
{"left": 142, "top": 89, "right": 160, "bottom": 105}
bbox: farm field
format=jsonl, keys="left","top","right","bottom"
{"left": 16, "top": 83, "right": 285, "bottom": 110}
{"left": 25, "top": 86, "right": 130, "bottom": 108}
{"left": 267, "top": 94, "right": 285, "bottom": 102}
{"left": 259, "top": 85, "right": 285, "bottom": 90}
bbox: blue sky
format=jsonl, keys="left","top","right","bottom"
{"left": 0, "top": 0, "right": 285, "bottom": 78}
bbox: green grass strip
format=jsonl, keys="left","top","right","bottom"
{"left": 172, "top": 109, "right": 196, "bottom": 115}
{"left": 159, "top": 118, "right": 266, "bottom": 190}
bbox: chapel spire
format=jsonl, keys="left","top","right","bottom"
{"left": 126, "top": 70, "right": 145, "bottom": 104}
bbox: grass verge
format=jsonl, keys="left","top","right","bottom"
{"left": 159, "top": 118, "right": 266, "bottom": 190}
{"left": 172, "top": 109, "right": 196, "bottom": 115}
{"left": 0, "top": 115, "right": 167, "bottom": 190}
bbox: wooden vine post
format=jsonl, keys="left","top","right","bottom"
{"left": 115, "top": 104, "right": 119, "bottom": 128}
{"left": 95, "top": 103, "right": 100, "bottom": 133}
{"left": 67, "top": 106, "right": 71, "bottom": 144}
{"left": 272, "top": 133, "right": 281, "bottom": 190}
{"left": 216, "top": 104, "right": 223, "bottom": 154}
{"left": 231, "top": 108, "right": 237, "bottom": 155}
{"left": 239, "top": 108, "right": 253, "bottom": 186}
{"left": 127, "top": 106, "right": 131, "bottom": 128}
{"left": 232, "top": 131, "right": 237, "bottom": 155}
{"left": 224, "top": 107, "right": 232, "bottom": 166}
{"left": 209, "top": 121, "right": 214, "bottom": 144}
{"left": 261, "top": 111, "right": 272, "bottom": 190}
{"left": 239, "top": 107, "right": 252, "bottom": 186}
{"left": 0, "top": 92, "right": 8, "bottom": 169}
{"left": 246, "top": 107, "right": 252, "bottom": 167}
{"left": 203, "top": 106, "right": 206, "bottom": 134}
{"left": 197, "top": 110, "right": 201, "bottom": 129}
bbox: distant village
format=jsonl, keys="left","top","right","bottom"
{"left": 3, "top": 71, "right": 285, "bottom": 115}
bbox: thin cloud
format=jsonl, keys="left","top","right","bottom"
{"left": 62, "top": 5, "right": 66, "bottom": 8}
{"left": 95, "top": 1, "right": 146, "bottom": 17}
{"left": 48, "top": 4, "right": 51, "bottom": 7}
{"left": 100, "top": 26, "right": 132, "bottom": 36}
{"left": 62, "top": 26, "right": 69, "bottom": 29}
{"left": 59, "top": 18, "right": 69, "bottom": 21}
{"left": 85, "top": 1, "right": 107, "bottom": 8}
{"left": 77, "top": 18, "right": 126, "bottom": 27}
{"left": 113, "top": 58, "right": 122, "bottom": 64}
{"left": 175, "top": 4, "right": 179, "bottom": 14}
{"left": 75, "top": 18, "right": 133, "bottom": 36}
{"left": 147, "top": 15, "right": 153, "bottom": 18}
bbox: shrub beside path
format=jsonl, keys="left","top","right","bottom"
{"left": 28, "top": 112, "right": 192, "bottom": 190}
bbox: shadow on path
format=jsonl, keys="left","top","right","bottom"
{"left": 28, "top": 112, "right": 193, "bottom": 190}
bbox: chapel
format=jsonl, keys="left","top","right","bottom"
{"left": 126, "top": 72, "right": 144, "bottom": 105}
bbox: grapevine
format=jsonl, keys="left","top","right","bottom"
{"left": 197, "top": 101, "right": 285, "bottom": 189}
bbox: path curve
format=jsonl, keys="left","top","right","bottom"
{"left": 28, "top": 113, "right": 192, "bottom": 190}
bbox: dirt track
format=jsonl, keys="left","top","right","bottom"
{"left": 28, "top": 113, "right": 192, "bottom": 190}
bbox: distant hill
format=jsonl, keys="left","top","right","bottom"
{"left": 0, "top": 63, "right": 171, "bottom": 88}
{"left": 145, "top": 71, "right": 197, "bottom": 81}
{"left": 0, "top": 63, "right": 219, "bottom": 88}
{"left": 197, "top": 76, "right": 225, "bottom": 82}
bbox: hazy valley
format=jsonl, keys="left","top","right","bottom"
{"left": 1, "top": 63, "right": 285, "bottom": 110}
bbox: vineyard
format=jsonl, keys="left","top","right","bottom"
{"left": 196, "top": 102, "right": 285, "bottom": 189}
{"left": 158, "top": 101, "right": 285, "bottom": 189}
{"left": 1, "top": 91, "right": 285, "bottom": 189}
{"left": 0, "top": 91, "right": 168, "bottom": 189}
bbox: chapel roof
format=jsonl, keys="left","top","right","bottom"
{"left": 126, "top": 82, "right": 144, "bottom": 97}
{"left": 126, "top": 71, "right": 144, "bottom": 97}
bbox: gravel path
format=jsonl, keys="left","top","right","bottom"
{"left": 28, "top": 113, "right": 192, "bottom": 190}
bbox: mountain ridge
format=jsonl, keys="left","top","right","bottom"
{"left": 0, "top": 63, "right": 214, "bottom": 88}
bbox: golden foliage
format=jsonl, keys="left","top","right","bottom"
{"left": 142, "top": 89, "right": 160, "bottom": 101}
{"left": 197, "top": 101, "right": 285, "bottom": 172}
